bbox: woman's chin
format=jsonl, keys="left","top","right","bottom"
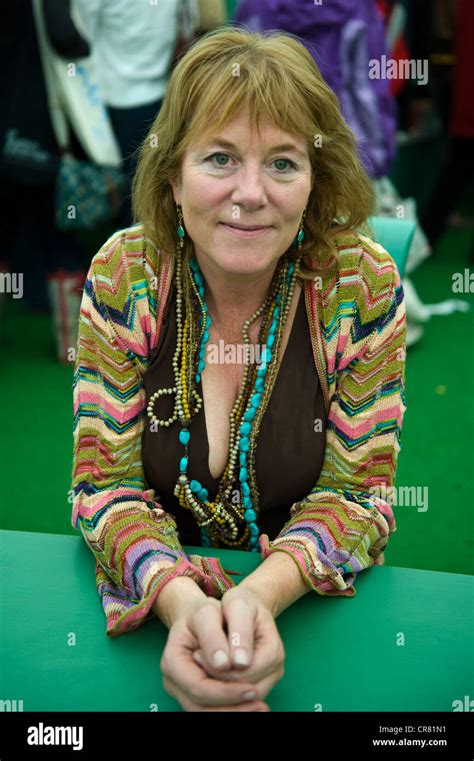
{"left": 206, "top": 242, "right": 280, "bottom": 276}
{"left": 212, "top": 253, "right": 274, "bottom": 277}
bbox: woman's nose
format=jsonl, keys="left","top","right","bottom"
{"left": 231, "top": 162, "right": 267, "bottom": 207}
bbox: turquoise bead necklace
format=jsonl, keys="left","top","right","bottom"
{"left": 147, "top": 205, "right": 305, "bottom": 551}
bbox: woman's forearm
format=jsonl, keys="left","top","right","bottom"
{"left": 235, "top": 550, "right": 311, "bottom": 618}
{"left": 152, "top": 550, "right": 311, "bottom": 628}
{"left": 152, "top": 575, "right": 208, "bottom": 629}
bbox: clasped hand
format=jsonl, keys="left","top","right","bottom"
{"left": 160, "top": 586, "right": 285, "bottom": 711}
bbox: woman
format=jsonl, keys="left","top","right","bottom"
{"left": 71, "top": 27, "right": 407, "bottom": 712}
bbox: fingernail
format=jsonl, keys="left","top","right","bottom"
{"left": 212, "top": 650, "right": 229, "bottom": 669}
{"left": 242, "top": 691, "right": 256, "bottom": 701}
{"left": 234, "top": 648, "right": 249, "bottom": 667}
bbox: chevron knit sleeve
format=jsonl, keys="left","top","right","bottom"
{"left": 71, "top": 231, "right": 237, "bottom": 637}
{"left": 259, "top": 237, "right": 407, "bottom": 597}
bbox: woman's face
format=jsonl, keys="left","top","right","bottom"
{"left": 170, "top": 108, "right": 313, "bottom": 278}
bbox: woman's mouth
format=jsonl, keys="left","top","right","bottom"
{"left": 219, "top": 222, "right": 273, "bottom": 237}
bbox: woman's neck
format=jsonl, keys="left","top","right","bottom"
{"left": 196, "top": 258, "right": 279, "bottom": 341}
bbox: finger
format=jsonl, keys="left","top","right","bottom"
{"left": 164, "top": 676, "right": 271, "bottom": 712}
{"left": 191, "top": 701, "right": 271, "bottom": 712}
{"left": 192, "top": 649, "right": 205, "bottom": 668}
{"left": 163, "top": 649, "right": 262, "bottom": 707}
{"left": 192, "top": 643, "right": 232, "bottom": 676}
{"left": 196, "top": 611, "right": 285, "bottom": 685}
{"left": 192, "top": 648, "right": 283, "bottom": 700}
{"left": 221, "top": 594, "right": 256, "bottom": 670}
{"left": 236, "top": 607, "right": 285, "bottom": 683}
{"left": 192, "top": 647, "right": 247, "bottom": 679}
{"left": 191, "top": 600, "right": 232, "bottom": 671}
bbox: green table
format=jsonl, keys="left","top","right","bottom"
{"left": 1, "top": 529, "right": 472, "bottom": 712}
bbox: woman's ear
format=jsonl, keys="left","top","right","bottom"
{"left": 169, "top": 175, "right": 182, "bottom": 206}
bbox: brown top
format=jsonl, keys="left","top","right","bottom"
{"left": 141, "top": 281, "right": 327, "bottom": 548}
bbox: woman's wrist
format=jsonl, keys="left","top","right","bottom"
{"left": 152, "top": 575, "right": 209, "bottom": 629}
{"left": 226, "top": 551, "right": 310, "bottom": 619}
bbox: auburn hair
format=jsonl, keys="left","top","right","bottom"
{"left": 131, "top": 25, "right": 375, "bottom": 280}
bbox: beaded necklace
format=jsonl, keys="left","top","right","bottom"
{"left": 147, "top": 205, "right": 305, "bottom": 551}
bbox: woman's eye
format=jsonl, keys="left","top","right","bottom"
{"left": 207, "top": 152, "right": 231, "bottom": 166}
{"left": 272, "top": 158, "right": 297, "bottom": 172}
{"left": 205, "top": 153, "right": 297, "bottom": 172}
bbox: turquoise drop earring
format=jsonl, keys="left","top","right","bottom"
{"left": 292, "top": 209, "right": 306, "bottom": 248}
{"left": 177, "top": 205, "right": 185, "bottom": 245}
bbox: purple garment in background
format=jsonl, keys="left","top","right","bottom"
{"left": 233, "top": 0, "right": 396, "bottom": 178}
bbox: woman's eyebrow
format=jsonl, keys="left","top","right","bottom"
{"left": 201, "top": 138, "right": 307, "bottom": 157}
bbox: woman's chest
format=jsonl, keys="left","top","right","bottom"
{"left": 201, "top": 282, "right": 302, "bottom": 480}
{"left": 200, "top": 360, "right": 248, "bottom": 480}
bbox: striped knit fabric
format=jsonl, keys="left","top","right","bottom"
{"left": 71, "top": 224, "right": 406, "bottom": 636}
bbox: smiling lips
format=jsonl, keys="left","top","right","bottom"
{"left": 219, "top": 222, "right": 273, "bottom": 238}
{"left": 220, "top": 222, "right": 272, "bottom": 230}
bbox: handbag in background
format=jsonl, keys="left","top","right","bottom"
{"left": 54, "top": 152, "right": 123, "bottom": 231}
{"left": 32, "top": 0, "right": 124, "bottom": 231}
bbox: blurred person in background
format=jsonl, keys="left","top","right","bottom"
{"left": 234, "top": 0, "right": 397, "bottom": 181}
{"left": 0, "top": 0, "right": 88, "bottom": 318}
{"left": 72, "top": 0, "right": 226, "bottom": 229}
{"left": 420, "top": 0, "right": 474, "bottom": 262}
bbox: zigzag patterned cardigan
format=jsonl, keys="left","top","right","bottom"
{"left": 71, "top": 224, "right": 407, "bottom": 637}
